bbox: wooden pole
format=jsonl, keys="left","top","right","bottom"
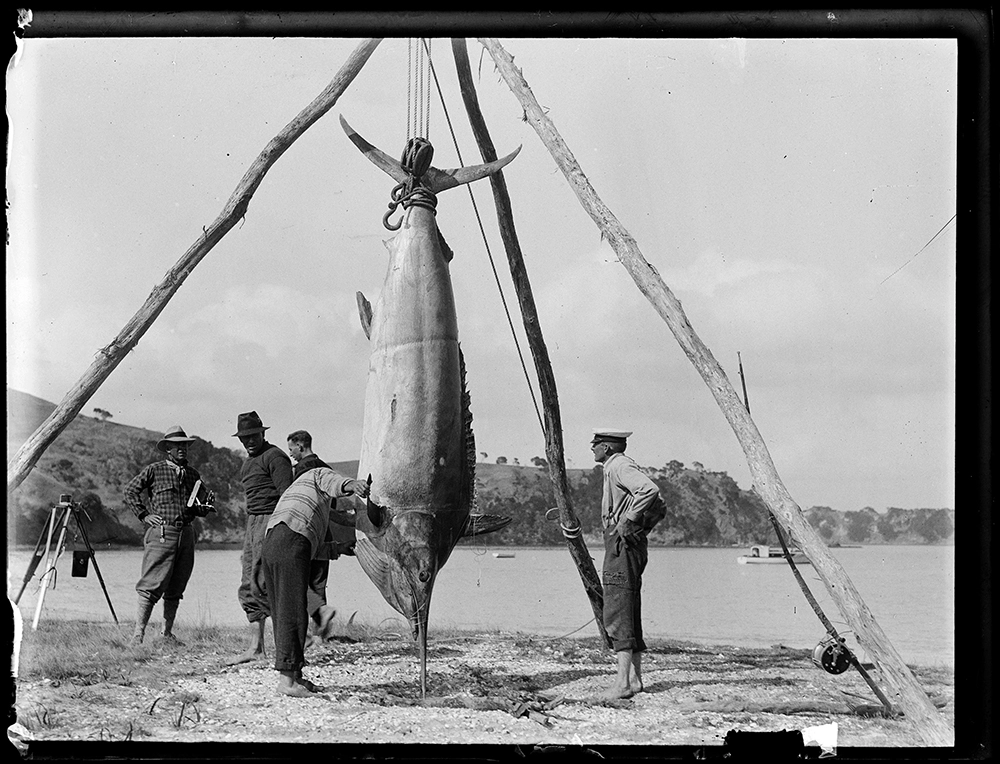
{"left": 451, "top": 38, "right": 610, "bottom": 647}
{"left": 7, "top": 38, "right": 383, "bottom": 493}
{"left": 480, "top": 36, "right": 953, "bottom": 746}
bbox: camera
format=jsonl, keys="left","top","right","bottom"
{"left": 57, "top": 493, "right": 76, "bottom": 508}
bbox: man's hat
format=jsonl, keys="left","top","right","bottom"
{"left": 156, "top": 425, "right": 196, "bottom": 453}
{"left": 591, "top": 428, "right": 632, "bottom": 445}
{"left": 233, "top": 411, "right": 269, "bottom": 437}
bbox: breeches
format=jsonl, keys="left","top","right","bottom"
{"left": 238, "top": 513, "right": 271, "bottom": 623}
{"left": 602, "top": 527, "right": 648, "bottom": 653}
{"left": 136, "top": 524, "right": 195, "bottom": 603}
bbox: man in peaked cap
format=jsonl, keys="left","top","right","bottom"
{"left": 591, "top": 427, "right": 666, "bottom": 699}
{"left": 227, "top": 411, "right": 294, "bottom": 665}
{"left": 123, "top": 425, "right": 215, "bottom": 646}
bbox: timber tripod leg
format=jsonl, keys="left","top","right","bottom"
{"left": 13, "top": 507, "right": 63, "bottom": 605}
{"left": 74, "top": 510, "right": 118, "bottom": 624}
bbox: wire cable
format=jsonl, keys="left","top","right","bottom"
{"left": 420, "top": 38, "right": 546, "bottom": 435}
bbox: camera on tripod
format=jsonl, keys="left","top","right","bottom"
{"left": 14, "top": 491, "right": 119, "bottom": 629}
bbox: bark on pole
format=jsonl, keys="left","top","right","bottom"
{"left": 480, "top": 37, "right": 953, "bottom": 746}
{"left": 6, "top": 38, "right": 383, "bottom": 494}
{"left": 451, "top": 38, "right": 610, "bottom": 646}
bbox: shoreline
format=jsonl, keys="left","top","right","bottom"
{"left": 12, "top": 619, "right": 954, "bottom": 750}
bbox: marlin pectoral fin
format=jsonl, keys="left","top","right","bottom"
{"left": 356, "top": 291, "right": 373, "bottom": 340}
{"left": 462, "top": 513, "right": 513, "bottom": 538}
{"left": 354, "top": 538, "right": 401, "bottom": 614}
{"left": 340, "top": 115, "right": 520, "bottom": 194}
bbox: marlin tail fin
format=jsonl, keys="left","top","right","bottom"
{"left": 340, "top": 115, "right": 520, "bottom": 194}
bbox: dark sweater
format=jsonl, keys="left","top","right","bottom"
{"left": 240, "top": 442, "right": 293, "bottom": 515}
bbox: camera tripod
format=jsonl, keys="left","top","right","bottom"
{"left": 13, "top": 494, "right": 118, "bottom": 630}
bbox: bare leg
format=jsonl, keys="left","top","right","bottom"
{"left": 630, "top": 652, "right": 644, "bottom": 693}
{"left": 226, "top": 618, "right": 267, "bottom": 665}
{"left": 602, "top": 650, "right": 636, "bottom": 699}
{"left": 276, "top": 669, "right": 315, "bottom": 698}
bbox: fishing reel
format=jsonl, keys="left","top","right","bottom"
{"left": 812, "top": 634, "right": 853, "bottom": 675}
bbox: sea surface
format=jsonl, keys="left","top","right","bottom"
{"left": 8, "top": 544, "right": 954, "bottom": 668}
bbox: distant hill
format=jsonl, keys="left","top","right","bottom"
{"left": 7, "top": 388, "right": 954, "bottom": 547}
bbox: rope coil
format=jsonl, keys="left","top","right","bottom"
{"left": 546, "top": 507, "right": 581, "bottom": 538}
{"left": 383, "top": 137, "right": 438, "bottom": 230}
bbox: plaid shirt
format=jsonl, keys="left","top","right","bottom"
{"left": 123, "top": 460, "right": 202, "bottom": 525}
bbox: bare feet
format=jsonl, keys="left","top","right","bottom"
{"left": 277, "top": 670, "right": 320, "bottom": 698}
{"left": 601, "top": 683, "right": 635, "bottom": 700}
{"left": 296, "top": 676, "right": 325, "bottom": 693}
{"left": 315, "top": 605, "right": 337, "bottom": 639}
{"left": 278, "top": 682, "right": 317, "bottom": 698}
{"left": 225, "top": 648, "right": 265, "bottom": 666}
{"left": 227, "top": 621, "right": 267, "bottom": 665}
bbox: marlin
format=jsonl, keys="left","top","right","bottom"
{"left": 341, "top": 116, "right": 517, "bottom": 696}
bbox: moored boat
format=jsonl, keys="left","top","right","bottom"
{"left": 736, "top": 544, "right": 810, "bottom": 565}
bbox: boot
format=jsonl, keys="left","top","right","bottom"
{"left": 162, "top": 598, "right": 184, "bottom": 645}
{"left": 131, "top": 596, "right": 155, "bottom": 645}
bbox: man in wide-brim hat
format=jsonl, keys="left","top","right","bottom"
{"left": 228, "top": 411, "right": 294, "bottom": 665}
{"left": 123, "top": 425, "right": 214, "bottom": 646}
{"left": 591, "top": 427, "right": 666, "bottom": 699}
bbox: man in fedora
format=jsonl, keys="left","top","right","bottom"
{"left": 591, "top": 428, "right": 666, "bottom": 699}
{"left": 229, "top": 411, "right": 294, "bottom": 665}
{"left": 123, "top": 425, "right": 214, "bottom": 646}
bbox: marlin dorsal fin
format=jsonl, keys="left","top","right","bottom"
{"left": 356, "top": 291, "right": 373, "bottom": 340}
{"left": 340, "top": 115, "right": 520, "bottom": 194}
{"left": 459, "top": 347, "right": 476, "bottom": 511}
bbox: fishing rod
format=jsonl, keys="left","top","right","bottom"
{"left": 737, "top": 353, "right": 894, "bottom": 713}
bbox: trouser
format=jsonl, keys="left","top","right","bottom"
{"left": 602, "top": 526, "right": 648, "bottom": 653}
{"left": 135, "top": 524, "right": 195, "bottom": 604}
{"left": 261, "top": 523, "right": 311, "bottom": 672}
{"left": 306, "top": 559, "right": 329, "bottom": 623}
{"left": 238, "top": 513, "right": 271, "bottom": 623}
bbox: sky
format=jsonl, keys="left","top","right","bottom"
{"left": 7, "top": 32, "right": 957, "bottom": 512}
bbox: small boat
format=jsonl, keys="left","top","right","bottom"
{"left": 736, "top": 544, "right": 810, "bottom": 565}
{"left": 493, "top": 552, "right": 516, "bottom": 559}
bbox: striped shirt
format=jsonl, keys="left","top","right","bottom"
{"left": 123, "top": 460, "right": 202, "bottom": 525}
{"left": 266, "top": 467, "right": 354, "bottom": 558}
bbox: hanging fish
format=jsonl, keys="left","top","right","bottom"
{"left": 341, "top": 116, "right": 517, "bottom": 696}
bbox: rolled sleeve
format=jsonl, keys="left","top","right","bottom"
{"left": 123, "top": 466, "right": 154, "bottom": 521}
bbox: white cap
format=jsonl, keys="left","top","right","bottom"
{"left": 591, "top": 428, "right": 632, "bottom": 444}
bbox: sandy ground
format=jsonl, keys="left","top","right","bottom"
{"left": 11, "top": 629, "right": 954, "bottom": 756}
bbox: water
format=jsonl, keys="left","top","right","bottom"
{"left": 7, "top": 544, "right": 954, "bottom": 667}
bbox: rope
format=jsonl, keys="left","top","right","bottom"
{"left": 420, "top": 37, "right": 546, "bottom": 436}
{"left": 535, "top": 617, "right": 596, "bottom": 641}
{"left": 546, "top": 507, "right": 581, "bottom": 538}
